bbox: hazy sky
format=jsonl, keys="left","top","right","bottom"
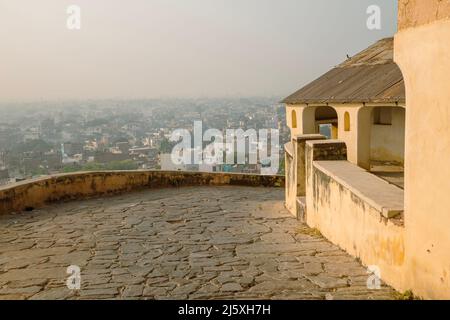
{"left": 0, "top": 0, "right": 397, "bottom": 102}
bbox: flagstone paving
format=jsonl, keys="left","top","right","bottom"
{"left": 0, "top": 186, "right": 396, "bottom": 300}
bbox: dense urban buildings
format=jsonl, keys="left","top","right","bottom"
{"left": 0, "top": 98, "right": 288, "bottom": 185}
{"left": 2, "top": 0, "right": 450, "bottom": 302}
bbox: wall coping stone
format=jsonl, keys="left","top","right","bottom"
{"left": 314, "top": 161, "right": 404, "bottom": 219}
{"left": 293, "top": 134, "right": 324, "bottom": 141}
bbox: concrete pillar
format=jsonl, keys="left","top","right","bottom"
{"left": 302, "top": 106, "right": 317, "bottom": 134}
{"left": 284, "top": 142, "right": 295, "bottom": 214}
{"left": 356, "top": 106, "right": 373, "bottom": 170}
{"left": 293, "top": 134, "right": 326, "bottom": 197}
{"left": 284, "top": 135, "right": 325, "bottom": 218}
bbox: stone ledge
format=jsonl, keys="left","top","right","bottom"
{"left": 314, "top": 161, "right": 404, "bottom": 219}
{"left": 0, "top": 171, "right": 285, "bottom": 216}
{"left": 293, "top": 134, "right": 324, "bottom": 142}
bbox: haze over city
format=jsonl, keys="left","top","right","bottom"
{"left": 2, "top": 0, "right": 450, "bottom": 303}
{"left": 1, "top": 0, "right": 397, "bottom": 102}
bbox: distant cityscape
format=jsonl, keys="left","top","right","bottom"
{"left": 0, "top": 98, "right": 288, "bottom": 185}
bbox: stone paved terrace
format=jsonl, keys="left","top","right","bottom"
{"left": 0, "top": 186, "right": 396, "bottom": 300}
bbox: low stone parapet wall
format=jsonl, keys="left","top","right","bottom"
{"left": 0, "top": 171, "right": 284, "bottom": 215}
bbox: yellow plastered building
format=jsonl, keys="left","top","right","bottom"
{"left": 283, "top": 0, "right": 450, "bottom": 299}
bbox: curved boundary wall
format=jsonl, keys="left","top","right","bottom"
{"left": 0, "top": 171, "right": 284, "bottom": 215}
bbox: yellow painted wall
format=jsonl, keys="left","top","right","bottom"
{"left": 286, "top": 104, "right": 308, "bottom": 137}
{"left": 370, "top": 107, "right": 406, "bottom": 166}
{"left": 329, "top": 104, "right": 405, "bottom": 170}
{"left": 332, "top": 104, "right": 361, "bottom": 166}
{"left": 307, "top": 163, "right": 406, "bottom": 291}
{"left": 286, "top": 103, "right": 405, "bottom": 170}
{"left": 284, "top": 143, "right": 296, "bottom": 215}
{"left": 395, "top": 17, "right": 450, "bottom": 299}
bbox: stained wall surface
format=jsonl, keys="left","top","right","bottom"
{"left": 395, "top": 0, "right": 450, "bottom": 298}
{"left": 398, "top": 0, "right": 450, "bottom": 30}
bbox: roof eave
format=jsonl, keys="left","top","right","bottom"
{"left": 282, "top": 98, "right": 406, "bottom": 106}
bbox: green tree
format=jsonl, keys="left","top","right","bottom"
{"left": 159, "top": 137, "right": 176, "bottom": 153}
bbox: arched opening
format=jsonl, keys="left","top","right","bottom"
{"left": 369, "top": 106, "right": 405, "bottom": 189}
{"left": 344, "top": 112, "right": 351, "bottom": 131}
{"left": 315, "top": 106, "right": 338, "bottom": 139}
{"left": 291, "top": 110, "right": 297, "bottom": 129}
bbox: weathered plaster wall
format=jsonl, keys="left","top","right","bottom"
{"left": 370, "top": 107, "right": 405, "bottom": 166}
{"left": 305, "top": 140, "right": 348, "bottom": 229}
{"left": 304, "top": 140, "right": 406, "bottom": 292}
{"left": 395, "top": 16, "right": 450, "bottom": 299}
{"left": 332, "top": 104, "right": 362, "bottom": 166}
{"left": 310, "top": 165, "right": 406, "bottom": 291}
{"left": 302, "top": 106, "right": 317, "bottom": 134}
{"left": 288, "top": 103, "right": 405, "bottom": 170}
{"left": 285, "top": 104, "right": 316, "bottom": 138}
{"left": 284, "top": 143, "right": 296, "bottom": 214}
{"left": 286, "top": 104, "right": 302, "bottom": 137}
{"left": 331, "top": 104, "right": 405, "bottom": 170}
{"left": 0, "top": 171, "right": 284, "bottom": 216}
{"left": 284, "top": 135, "right": 326, "bottom": 218}
{"left": 287, "top": 104, "right": 360, "bottom": 166}
{"left": 398, "top": 0, "right": 450, "bottom": 30}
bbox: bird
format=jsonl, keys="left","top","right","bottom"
{"left": 346, "top": 54, "right": 351, "bottom": 60}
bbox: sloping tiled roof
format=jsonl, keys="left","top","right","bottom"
{"left": 282, "top": 38, "right": 405, "bottom": 105}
